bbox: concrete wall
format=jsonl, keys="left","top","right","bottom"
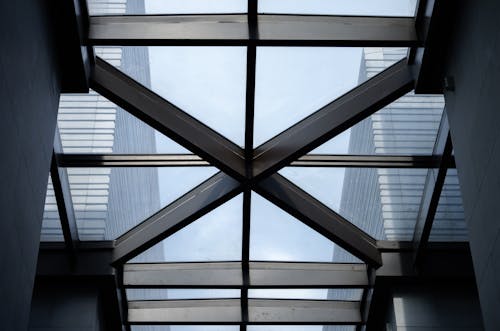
{"left": 443, "top": 0, "right": 500, "bottom": 329}
{"left": 387, "top": 283, "right": 484, "bottom": 331}
{"left": 0, "top": 1, "right": 61, "bottom": 330}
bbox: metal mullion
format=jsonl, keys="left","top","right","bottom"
{"left": 112, "top": 172, "right": 242, "bottom": 265}
{"left": 57, "top": 153, "right": 454, "bottom": 168}
{"left": 91, "top": 57, "right": 247, "bottom": 181}
{"left": 252, "top": 58, "right": 415, "bottom": 180}
{"left": 88, "top": 14, "right": 419, "bottom": 47}
{"left": 254, "top": 174, "right": 382, "bottom": 267}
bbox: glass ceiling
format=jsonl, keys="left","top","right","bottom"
{"left": 44, "top": 1, "right": 467, "bottom": 328}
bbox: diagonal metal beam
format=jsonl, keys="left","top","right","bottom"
{"left": 51, "top": 128, "right": 78, "bottom": 252}
{"left": 91, "top": 57, "right": 246, "bottom": 181}
{"left": 412, "top": 111, "right": 453, "bottom": 264}
{"left": 113, "top": 172, "right": 242, "bottom": 265}
{"left": 254, "top": 174, "right": 382, "bottom": 267}
{"left": 88, "top": 14, "right": 419, "bottom": 47}
{"left": 252, "top": 58, "right": 415, "bottom": 180}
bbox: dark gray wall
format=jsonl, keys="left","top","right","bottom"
{"left": 29, "top": 281, "right": 104, "bottom": 331}
{"left": 0, "top": 1, "right": 61, "bottom": 330}
{"left": 387, "top": 283, "right": 484, "bottom": 331}
{"left": 443, "top": 0, "right": 500, "bottom": 329}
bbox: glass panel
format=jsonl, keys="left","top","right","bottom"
{"left": 259, "top": 0, "right": 417, "bottom": 16}
{"left": 132, "top": 326, "right": 240, "bottom": 331}
{"left": 430, "top": 169, "right": 468, "bottom": 241}
{"left": 101, "top": 46, "right": 247, "bottom": 146}
{"left": 41, "top": 175, "right": 64, "bottom": 242}
{"left": 250, "top": 192, "right": 360, "bottom": 263}
{"left": 69, "top": 167, "right": 218, "bottom": 240}
{"left": 280, "top": 167, "right": 428, "bottom": 240}
{"left": 248, "top": 326, "right": 355, "bottom": 331}
{"left": 132, "top": 194, "right": 243, "bottom": 262}
{"left": 314, "top": 91, "right": 445, "bottom": 155}
{"left": 249, "top": 289, "right": 362, "bottom": 301}
{"left": 88, "top": 0, "right": 247, "bottom": 15}
{"left": 58, "top": 90, "right": 188, "bottom": 154}
{"left": 127, "top": 289, "right": 240, "bottom": 300}
{"left": 254, "top": 47, "right": 406, "bottom": 147}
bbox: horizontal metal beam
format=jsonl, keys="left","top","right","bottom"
{"left": 254, "top": 174, "right": 382, "bottom": 267}
{"left": 56, "top": 153, "right": 455, "bottom": 168}
{"left": 91, "top": 57, "right": 246, "bottom": 180}
{"left": 128, "top": 299, "right": 361, "bottom": 324}
{"left": 88, "top": 14, "right": 419, "bottom": 47}
{"left": 252, "top": 58, "right": 415, "bottom": 180}
{"left": 123, "top": 262, "right": 368, "bottom": 288}
{"left": 113, "top": 172, "right": 242, "bottom": 265}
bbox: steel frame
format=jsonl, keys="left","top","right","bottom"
{"left": 43, "top": 0, "right": 464, "bottom": 328}
{"left": 88, "top": 14, "right": 420, "bottom": 47}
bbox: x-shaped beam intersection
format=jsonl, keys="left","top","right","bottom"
{"left": 91, "top": 56, "right": 415, "bottom": 268}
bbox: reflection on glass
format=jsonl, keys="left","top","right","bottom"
{"left": 430, "top": 169, "right": 468, "bottom": 241}
{"left": 127, "top": 289, "right": 240, "bottom": 300}
{"left": 250, "top": 192, "right": 360, "bottom": 263}
{"left": 102, "top": 46, "right": 247, "bottom": 146}
{"left": 41, "top": 175, "right": 64, "bottom": 242}
{"left": 259, "top": 0, "right": 417, "bottom": 16}
{"left": 88, "top": 0, "right": 247, "bottom": 15}
{"left": 280, "top": 167, "right": 428, "bottom": 241}
{"left": 132, "top": 194, "right": 243, "bottom": 262}
{"left": 254, "top": 48, "right": 406, "bottom": 147}
{"left": 248, "top": 289, "right": 362, "bottom": 301}
{"left": 69, "top": 167, "right": 218, "bottom": 241}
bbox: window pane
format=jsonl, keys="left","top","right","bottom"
{"left": 280, "top": 167, "right": 428, "bottom": 241}
{"left": 69, "top": 167, "right": 218, "bottom": 240}
{"left": 41, "top": 175, "right": 63, "bottom": 242}
{"left": 132, "top": 194, "right": 243, "bottom": 262}
{"left": 259, "top": 0, "right": 417, "bottom": 16}
{"left": 132, "top": 326, "right": 240, "bottom": 331}
{"left": 314, "top": 91, "right": 445, "bottom": 155}
{"left": 88, "top": 0, "right": 247, "bottom": 15}
{"left": 430, "top": 169, "right": 468, "bottom": 241}
{"left": 248, "top": 326, "right": 355, "bottom": 331}
{"left": 249, "top": 289, "right": 362, "bottom": 301}
{"left": 58, "top": 90, "right": 188, "bottom": 154}
{"left": 101, "top": 46, "right": 247, "bottom": 146}
{"left": 250, "top": 192, "right": 360, "bottom": 262}
{"left": 127, "top": 289, "right": 240, "bottom": 300}
{"left": 254, "top": 47, "right": 406, "bottom": 147}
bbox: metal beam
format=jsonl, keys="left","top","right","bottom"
{"left": 122, "top": 261, "right": 368, "bottom": 288}
{"left": 254, "top": 174, "right": 382, "bottom": 267}
{"left": 57, "top": 153, "right": 455, "bottom": 168}
{"left": 252, "top": 59, "right": 415, "bottom": 180}
{"left": 90, "top": 57, "right": 246, "bottom": 180}
{"left": 88, "top": 14, "right": 419, "bottom": 47}
{"left": 127, "top": 299, "right": 361, "bottom": 325}
{"left": 412, "top": 112, "right": 453, "bottom": 264}
{"left": 112, "top": 172, "right": 242, "bottom": 265}
{"left": 51, "top": 129, "right": 78, "bottom": 252}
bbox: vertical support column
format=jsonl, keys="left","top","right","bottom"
{"left": 443, "top": 0, "right": 500, "bottom": 329}
{"left": 0, "top": 1, "right": 61, "bottom": 330}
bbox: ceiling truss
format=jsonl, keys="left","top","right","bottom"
{"left": 43, "top": 2, "right": 465, "bottom": 329}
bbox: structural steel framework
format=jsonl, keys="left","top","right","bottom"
{"left": 42, "top": 1, "right": 466, "bottom": 330}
